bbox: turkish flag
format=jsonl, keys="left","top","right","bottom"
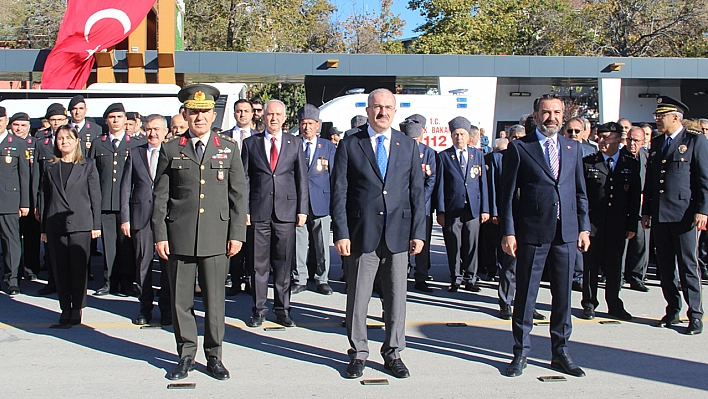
{"left": 41, "top": 0, "right": 156, "bottom": 89}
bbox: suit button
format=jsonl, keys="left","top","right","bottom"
{"left": 659, "top": 190, "right": 665, "bottom": 193}
{"left": 383, "top": 191, "right": 387, "bottom": 195}
{"left": 270, "top": 191, "right": 274, "bottom": 195}
{"left": 113, "top": 170, "right": 117, "bottom": 174}
{"left": 609, "top": 194, "right": 613, "bottom": 198}
{"left": 272, "top": 174, "right": 276, "bottom": 177}
{"left": 660, "top": 180, "right": 664, "bottom": 183}
{"left": 379, "top": 212, "right": 384, "bottom": 215}
{"left": 113, "top": 161, "right": 117, "bottom": 165}
{"left": 114, "top": 153, "right": 118, "bottom": 156}
{"left": 200, "top": 194, "right": 204, "bottom": 199}
{"left": 608, "top": 203, "right": 612, "bottom": 206}
{"left": 112, "top": 178, "right": 116, "bottom": 182}
{"left": 200, "top": 165, "right": 205, "bottom": 170}
{"left": 199, "top": 208, "right": 204, "bottom": 214}
{"left": 661, "top": 170, "right": 665, "bottom": 174}
{"left": 610, "top": 186, "right": 613, "bottom": 190}
{"left": 662, "top": 160, "right": 667, "bottom": 163}
{"left": 553, "top": 202, "right": 558, "bottom": 206}
{"left": 609, "top": 178, "right": 613, "bottom": 181}
{"left": 200, "top": 179, "right": 205, "bottom": 184}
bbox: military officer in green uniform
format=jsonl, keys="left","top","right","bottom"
{"left": 152, "top": 84, "right": 247, "bottom": 381}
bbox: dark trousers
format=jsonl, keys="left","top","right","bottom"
{"left": 132, "top": 227, "right": 170, "bottom": 318}
{"left": 513, "top": 223, "right": 574, "bottom": 358}
{"left": 697, "top": 229, "right": 708, "bottom": 276}
{"left": 442, "top": 208, "right": 480, "bottom": 285}
{"left": 19, "top": 214, "right": 40, "bottom": 275}
{"left": 479, "top": 220, "right": 499, "bottom": 278}
{"left": 167, "top": 254, "right": 228, "bottom": 360}
{"left": 498, "top": 246, "right": 517, "bottom": 308}
{"left": 653, "top": 221, "right": 704, "bottom": 319}
{"left": 0, "top": 213, "right": 22, "bottom": 287}
{"left": 100, "top": 211, "right": 134, "bottom": 288}
{"left": 47, "top": 231, "right": 90, "bottom": 311}
{"left": 413, "top": 215, "right": 433, "bottom": 284}
{"left": 228, "top": 246, "right": 249, "bottom": 284}
{"left": 624, "top": 225, "right": 649, "bottom": 284}
{"left": 582, "top": 232, "right": 626, "bottom": 311}
{"left": 248, "top": 219, "right": 294, "bottom": 316}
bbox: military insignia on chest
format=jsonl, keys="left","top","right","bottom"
{"left": 470, "top": 165, "right": 481, "bottom": 178}
{"left": 678, "top": 144, "right": 687, "bottom": 154}
{"left": 217, "top": 170, "right": 225, "bottom": 181}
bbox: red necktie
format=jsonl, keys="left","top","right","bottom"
{"left": 270, "top": 136, "right": 278, "bottom": 171}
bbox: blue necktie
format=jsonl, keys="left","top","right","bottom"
{"left": 304, "top": 141, "right": 311, "bottom": 166}
{"left": 662, "top": 136, "right": 673, "bottom": 155}
{"left": 377, "top": 135, "right": 388, "bottom": 179}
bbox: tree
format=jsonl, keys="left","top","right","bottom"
{"left": 337, "top": 0, "right": 405, "bottom": 54}
{"left": 0, "top": 0, "right": 66, "bottom": 49}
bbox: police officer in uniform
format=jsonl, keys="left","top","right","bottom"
{"left": 152, "top": 84, "right": 247, "bottom": 380}
{"left": 580, "top": 122, "right": 641, "bottom": 321}
{"left": 88, "top": 103, "right": 144, "bottom": 296}
{"left": 0, "top": 106, "right": 30, "bottom": 295}
{"left": 642, "top": 96, "right": 707, "bottom": 335}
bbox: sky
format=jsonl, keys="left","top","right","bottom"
{"left": 331, "top": 0, "right": 425, "bottom": 39}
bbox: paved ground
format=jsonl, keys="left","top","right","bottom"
{"left": 1, "top": 227, "right": 707, "bottom": 398}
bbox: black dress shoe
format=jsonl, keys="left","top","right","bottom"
{"left": 243, "top": 280, "right": 252, "bottom": 294}
{"left": 7, "top": 285, "right": 20, "bottom": 295}
{"left": 551, "top": 354, "right": 586, "bottom": 377}
{"left": 499, "top": 305, "right": 512, "bottom": 320}
{"left": 581, "top": 306, "right": 595, "bottom": 320}
{"left": 161, "top": 315, "right": 173, "bottom": 326}
{"left": 345, "top": 359, "right": 365, "bottom": 378}
{"left": 133, "top": 314, "right": 150, "bottom": 326}
{"left": 464, "top": 283, "right": 481, "bottom": 293}
{"left": 59, "top": 310, "right": 71, "bottom": 326}
{"left": 168, "top": 356, "right": 195, "bottom": 380}
{"left": 94, "top": 283, "right": 110, "bottom": 296}
{"left": 426, "top": 275, "right": 434, "bottom": 281}
{"left": 448, "top": 284, "right": 459, "bottom": 292}
{"left": 655, "top": 314, "right": 681, "bottom": 327}
{"left": 69, "top": 309, "right": 82, "bottom": 325}
{"left": 414, "top": 282, "right": 433, "bottom": 293}
{"left": 226, "top": 284, "right": 241, "bottom": 296}
{"left": 206, "top": 356, "right": 230, "bottom": 380}
{"left": 316, "top": 283, "right": 333, "bottom": 295}
{"left": 384, "top": 358, "right": 410, "bottom": 378}
{"left": 37, "top": 285, "right": 57, "bottom": 295}
{"left": 572, "top": 281, "right": 583, "bottom": 292}
{"left": 629, "top": 282, "right": 649, "bottom": 292}
{"left": 686, "top": 318, "right": 703, "bottom": 335}
{"left": 608, "top": 308, "right": 632, "bottom": 321}
{"left": 246, "top": 314, "right": 265, "bottom": 327}
{"left": 291, "top": 284, "right": 307, "bottom": 294}
{"left": 276, "top": 314, "right": 296, "bottom": 327}
{"left": 532, "top": 310, "right": 546, "bottom": 320}
{"left": 505, "top": 355, "right": 527, "bottom": 377}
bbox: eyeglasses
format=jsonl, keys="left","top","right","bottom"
{"left": 566, "top": 128, "right": 581, "bottom": 134}
{"left": 49, "top": 117, "right": 67, "bottom": 123}
{"left": 370, "top": 104, "right": 395, "bottom": 111}
{"left": 252, "top": 108, "right": 263, "bottom": 112}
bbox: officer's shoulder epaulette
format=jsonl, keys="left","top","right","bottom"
{"left": 165, "top": 135, "right": 181, "bottom": 143}
{"left": 218, "top": 133, "right": 236, "bottom": 143}
{"left": 622, "top": 154, "right": 639, "bottom": 163}
{"left": 686, "top": 128, "right": 701, "bottom": 136}
{"left": 583, "top": 153, "right": 601, "bottom": 162}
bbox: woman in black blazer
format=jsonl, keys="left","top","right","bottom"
{"left": 39, "top": 125, "right": 101, "bottom": 326}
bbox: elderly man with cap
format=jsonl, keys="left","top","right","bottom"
{"left": 642, "top": 96, "right": 708, "bottom": 335}
{"left": 435, "top": 116, "right": 489, "bottom": 293}
{"left": 152, "top": 84, "right": 247, "bottom": 380}
{"left": 0, "top": 106, "right": 30, "bottom": 295}
{"left": 400, "top": 114, "right": 437, "bottom": 292}
{"left": 68, "top": 95, "right": 102, "bottom": 156}
{"left": 580, "top": 122, "right": 641, "bottom": 321}
{"left": 291, "top": 104, "right": 336, "bottom": 295}
{"left": 88, "top": 103, "right": 144, "bottom": 296}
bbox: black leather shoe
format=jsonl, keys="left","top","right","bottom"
{"left": 532, "top": 310, "right": 546, "bottom": 320}
{"left": 384, "top": 358, "right": 410, "bottom": 378}
{"left": 655, "top": 314, "right": 681, "bottom": 327}
{"left": 572, "top": 281, "right": 583, "bottom": 292}
{"left": 551, "top": 354, "right": 586, "bottom": 377}
{"left": 161, "top": 315, "right": 173, "bottom": 326}
{"left": 37, "top": 285, "right": 57, "bottom": 295}
{"left": 94, "top": 283, "right": 110, "bottom": 296}
{"left": 206, "top": 356, "right": 230, "bottom": 380}
{"left": 608, "top": 308, "right": 632, "bottom": 321}
{"left": 69, "top": 309, "right": 82, "bottom": 325}
{"left": 414, "top": 282, "right": 433, "bottom": 293}
{"left": 464, "top": 283, "right": 481, "bottom": 292}
{"left": 226, "top": 284, "right": 241, "bottom": 296}
{"left": 276, "top": 314, "right": 296, "bottom": 327}
{"left": 345, "top": 359, "right": 365, "bottom": 378}
{"left": 59, "top": 310, "right": 71, "bottom": 326}
{"left": 246, "top": 314, "right": 265, "bottom": 327}
{"left": 448, "top": 284, "right": 459, "bottom": 292}
{"left": 133, "top": 314, "right": 150, "bottom": 326}
{"left": 629, "top": 282, "right": 649, "bottom": 292}
{"left": 7, "top": 285, "right": 20, "bottom": 295}
{"left": 500, "top": 305, "right": 512, "bottom": 320}
{"left": 581, "top": 306, "right": 595, "bottom": 320}
{"left": 316, "top": 283, "right": 333, "bottom": 295}
{"left": 168, "top": 356, "right": 195, "bottom": 380}
{"left": 686, "top": 318, "right": 703, "bottom": 335}
{"left": 291, "top": 284, "right": 307, "bottom": 294}
{"left": 505, "top": 355, "right": 527, "bottom": 377}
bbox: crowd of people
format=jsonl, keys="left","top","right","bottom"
{"left": 1, "top": 85, "right": 706, "bottom": 381}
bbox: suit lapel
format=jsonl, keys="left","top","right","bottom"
{"left": 385, "top": 133, "right": 404, "bottom": 185}
{"left": 65, "top": 159, "right": 84, "bottom": 190}
{"left": 519, "top": 135, "right": 555, "bottom": 180}
{"left": 255, "top": 134, "right": 270, "bottom": 170}
{"left": 138, "top": 146, "right": 151, "bottom": 178}
{"left": 449, "top": 148, "right": 465, "bottom": 179}
{"left": 559, "top": 136, "right": 576, "bottom": 180}
{"left": 662, "top": 130, "right": 684, "bottom": 159}
{"left": 358, "top": 133, "right": 383, "bottom": 182}
{"left": 49, "top": 162, "right": 69, "bottom": 204}
{"left": 275, "top": 134, "right": 295, "bottom": 172}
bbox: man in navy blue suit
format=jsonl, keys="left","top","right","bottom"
{"left": 292, "top": 104, "right": 337, "bottom": 295}
{"left": 435, "top": 117, "right": 490, "bottom": 293}
{"left": 500, "top": 94, "right": 590, "bottom": 378}
{"left": 332, "top": 88, "right": 425, "bottom": 380}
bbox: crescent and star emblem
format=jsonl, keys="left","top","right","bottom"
{"left": 83, "top": 9, "right": 132, "bottom": 60}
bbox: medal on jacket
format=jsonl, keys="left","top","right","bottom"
{"left": 5, "top": 148, "right": 12, "bottom": 164}
{"left": 86, "top": 134, "right": 92, "bottom": 149}
{"left": 471, "top": 165, "right": 480, "bottom": 178}
{"left": 679, "top": 144, "right": 687, "bottom": 154}
{"left": 316, "top": 158, "right": 323, "bottom": 172}
{"left": 217, "top": 170, "right": 225, "bottom": 181}
{"left": 425, "top": 164, "right": 432, "bottom": 177}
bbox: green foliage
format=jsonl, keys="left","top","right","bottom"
{"left": 249, "top": 83, "right": 306, "bottom": 128}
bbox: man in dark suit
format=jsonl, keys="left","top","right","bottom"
{"left": 435, "top": 118, "right": 489, "bottom": 293}
{"left": 121, "top": 114, "right": 172, "bottom": 326}
{"left": 581, "top": 122, "right": 641, "bottom": 321}
{"left": 500, "top": 94, "right": 590, "bottom": 378}
{"left": 88, "top": 103, "right": 144, "bottom": 296}
{"left": 292, "top": 104, "right": 336, "bottom": 295}
{"left": 153, "top": 84, "right": 247, "bottom": 380}
{"left": 332, "top": 88, "right": 425, "bottom": 380}
{"left": 0, "top": 107, "right": 30, "bottom": 295}
{"left": 622, "top": 126, "right": 650, "bottom": 292}
{"left": 67, "top": 95, "right": 102, "bottom": 156}
{"left": 642, "top": 96, "right": 707, "bottom": 335}
{"left": 241, "top": 99, "right": 308, "bottom": 327}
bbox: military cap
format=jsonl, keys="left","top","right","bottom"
{"left": 351, "top": 115, "right": 368, "bottom": 128}
{"left": 45, "top": 103, "right": 66, "bottom": 119}
{"left": 9, "top": 112, "right": 29, "bottom": 124}
{"left": 597, "top": 122, "right": 623, "bottom": 134}
{"left": 399, "top": 120, "right": 423, "bottom": 138}
{"left": 103, "top": 103, "right": 125, "bottom": 119}
{"left": 126, "top": 111, "right": 141, "bottom": 121}
{"left": 68, "top": 95, "right": 86, "bottom": 111}
{"left": 297, "top": 104, "right": 320, "bottom": 122}
{"left": 330, "top": 126, "right": 342, "bottom": 136}
{"left": 178, "top": 84, "right": 220, "bottom": 110}
{"left": 405, "top": 114, "right": 427, "bottom": 128}
{"left": 655, "top": 96, "right": 689, "bottom": 115}
{"left": 449, "top": 116, "right": 471, "bottom": 133}
{"left": 0, "top": 106, "right": 5, "bottom": 118}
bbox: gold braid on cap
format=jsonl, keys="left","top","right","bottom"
{"left": 184, "top": 91, "right": 215, "bottom": 109}
{"left": 655, "top": 105, "right": 679, "bottom": 114}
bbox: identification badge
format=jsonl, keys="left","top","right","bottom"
{"left": 217, "top": 170, "right": 225, "bottom": 181}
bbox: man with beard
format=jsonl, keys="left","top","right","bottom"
{"left": 501, "top": 94, "right": 590, "bottom": 378}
